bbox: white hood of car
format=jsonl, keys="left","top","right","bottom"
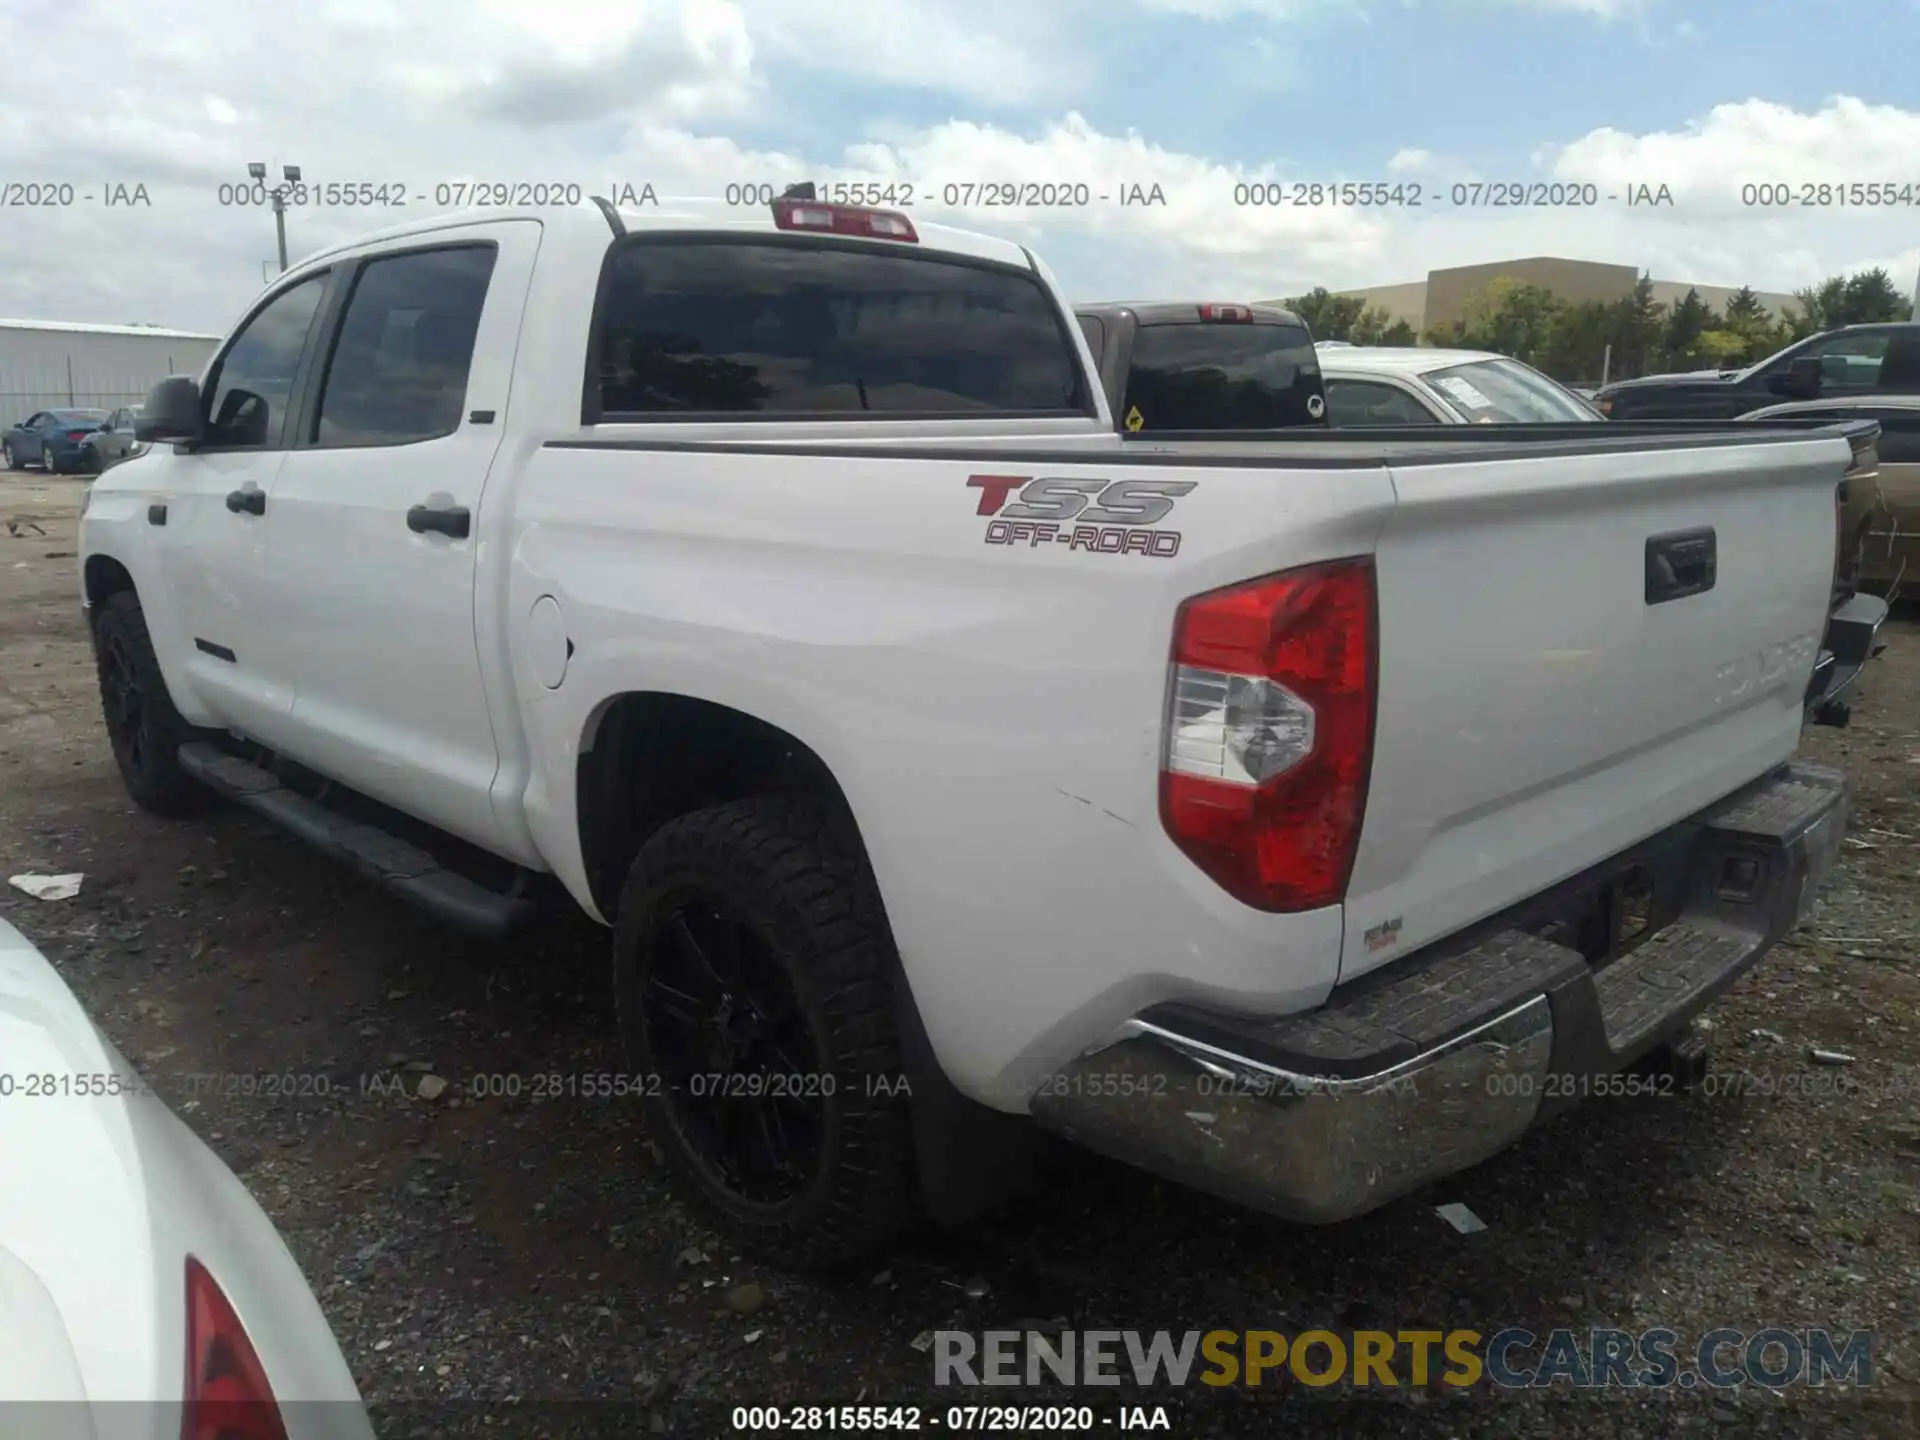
{"left": 0, "top": 916, "right": 167, "bottom": 1408}
{"left": 0, "top": 914, "right": 370, "bottom": 1436}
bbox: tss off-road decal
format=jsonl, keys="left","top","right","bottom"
{"left": 965, "top": 475, "right": 1196, "bottom": 557}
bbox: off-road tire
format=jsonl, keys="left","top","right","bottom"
{"left": 93, "top": 590, "right": 218, "bottom": 817}
{"left": 612, "top": 795, "right": 915, "bottom": 1270}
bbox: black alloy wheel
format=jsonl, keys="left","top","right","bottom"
{"left": 611, "top": 796, "right": 916, "bottom": 1268}
{"left": 639, "top": 880, "right": 827, "bottom": 1206}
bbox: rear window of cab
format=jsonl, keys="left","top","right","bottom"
{"left": 1121, "top": 321, "right": 1325, "bottom": 431}
{"left": 588, "top": 236, "right": 1093, "bottom": 420}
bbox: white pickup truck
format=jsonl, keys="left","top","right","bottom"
{"left": 79, "top": 192, "right": 1861, "bottom": 1268}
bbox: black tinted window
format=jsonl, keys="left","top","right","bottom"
{"left": 593, "top": 239, "right": 1086, "bottom": 417}
{"left": 205, "top": 274, "right": 327, "bottom": 448}
{"left": 1122, "top": 322, "right": 1324, "bottom": 430}
{"left": 1873, "top": 411, "right": 1920, "bottom": 464}
{"left": 313, "top": 246, "right": 495, "bottom": 446}
{"left": 1324, "top": 379, "right": 1437, "bottom": 427}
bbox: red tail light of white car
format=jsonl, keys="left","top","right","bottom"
{"left": 1161, "top": 558, "right": 1378, "bottom": 912}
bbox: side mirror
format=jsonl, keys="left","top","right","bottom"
{"left": 1783, "top": 356, "right": 1824, "bottom": 399}
{"left": 135, "top": 376, "right": 203, "bottom": 444}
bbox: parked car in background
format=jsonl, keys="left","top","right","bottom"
{"left": 2, "top": 408, "right": 111, "bottom": 476}
{"left": 1593, "top": 322, "right": 1920, "bottom": 420}
{"left": 1073, "top": 301, "right": 1328, "bottom": 431}
{"left": 3, "top": 408, "right": 110, "bottom": 473}
{"left": 78, "top": 406, "right": 147, "bottom": 472}
{"left": 1318, "top": 347, "right": 1880, "bottom": 721}
{"left": 1316, "top": 347, "right": 1602, "bottom": 425}
{"left": 1741, "top": 394, "right": 1920, "bottom": 595}
{"left": 0, "top": 915, "right": 373, "bottom": 1438}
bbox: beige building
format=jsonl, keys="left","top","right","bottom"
{"left": 1267, "top": 257, "right": 1801, "bottom": 335}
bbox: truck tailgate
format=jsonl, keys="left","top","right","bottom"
{"left": 1340, "top": 434, "right": 1846, "bottom": 981}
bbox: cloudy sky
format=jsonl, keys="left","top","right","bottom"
{"left": 2, "top": 0, "right": 1916, "bottom": 334}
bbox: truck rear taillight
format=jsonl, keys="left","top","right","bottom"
{"left": 182, "top": 1256, "right": 288, "bottom": 1440}
{"left": 1199, "top": 304, "right": 1252, "bottom": 322}
{"left": 771, "top": 197, "right": 918, "bottom": 242}
{"left": 1160, "top": 558, "right": 1377, "bottom": 912}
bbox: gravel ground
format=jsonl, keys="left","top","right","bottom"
{"left": 3, "top": 473, "right": 1917, "bottom": 1438}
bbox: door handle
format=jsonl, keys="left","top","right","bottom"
{"left": 407, "top": 504, "right": 470, "bottom": 539}
{"left": 225, "top": 487, "right": 265, "bottom": 516}
{"left": 1645, "top": 527, "right": 1716, "bottom": 605}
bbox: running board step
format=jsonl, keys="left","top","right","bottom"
{"left": 177, "top": 743, "right": 541, "bottom": 937}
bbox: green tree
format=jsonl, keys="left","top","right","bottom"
{"left": 1301, "top": 264, "right": 1908, "bottom": 386}
{"left": 1452, "top": 278, "right": 1564, "bottom": 366}
{"left": 1536, "top": 299, "right": 1615, "bottom": 383}
{"left": 1792, "top": 267, "right": 1914, "bottom": 332}
{"left": 1722, "top": 286, "right": 1766, "bottom": 327}
{"left": 1693, "top": 329, "right": 1754, "bottom": 367}
{"left": 1604, "top": 275, "right": 1668, "bottom": 379}
{"left": 1346, "top": 304, "right": 1414, "bottom": 345}
{"left": 1284, "top": 287, "right": 1369, "bottom": 342}
{"left": 1712, "top": 286, "right": 1790, "bottom": 365}
{"left": 1660, "top": 288, "right": 1714, "bottom": 371}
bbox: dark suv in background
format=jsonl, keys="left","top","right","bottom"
{"left": 1594, "top": 322, "right": 1920, "bottom": 420}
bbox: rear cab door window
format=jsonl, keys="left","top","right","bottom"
{"left": 308, "top": 244, "right": 498, "bottom": 447}
{"left": 1119, "top": 317, "right": 1325, "bottom": 431}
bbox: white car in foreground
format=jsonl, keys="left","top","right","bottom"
{"left": 0, "top": 915, "right": 373, "bottom": 1440}
{"left": 1315, "top": 344, "right": 1603, "bottom": 424}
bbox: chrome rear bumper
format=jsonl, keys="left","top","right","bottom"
{"left": 1030, "top": 762, "right": 1848, "bottom": 1225}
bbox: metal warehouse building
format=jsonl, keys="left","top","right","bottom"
{"left": 0, "top": 319, "right": 221, "bottom": 426}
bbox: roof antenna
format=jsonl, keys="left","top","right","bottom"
{"left": 780, "top": 183, "right": 817, "bottom": 201}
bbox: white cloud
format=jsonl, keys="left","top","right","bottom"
{"left": 1507, "top": 0, "right": 1640, "bottom": 14}
{"left": 1130, "top": 0, "right": 1640, "bottom": 16}
{"left": 0, "top": 1, "right": 1912, "bottom": 337}
{"left": 1544, "top": 96, "right": 1920, "bottom": 217}
{"left": 739, "top": 0, "right": 1080, "bottom": 108}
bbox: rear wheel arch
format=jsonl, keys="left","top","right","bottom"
{"left": 576, "top": 693, "right": 1048, "bottom": 1238}
{"left": 574, "top": 692, "right": 875, "bottom": 923}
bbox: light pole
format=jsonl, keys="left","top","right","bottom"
{"left": 248, "top": 162, "right": 301, "bottom": 272}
